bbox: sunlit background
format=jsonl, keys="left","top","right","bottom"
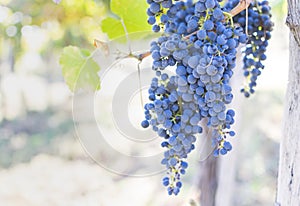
{"left": 0, "top": 0, "right": 288, "bottom": 205}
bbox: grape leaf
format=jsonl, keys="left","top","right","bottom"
{"left": 59, "top": 46, "right": 101, "bottom": 92}
{"left": 101, "top": 0, "right": 151, "bottom": 39}
{"left": 101, "top": 17, "right": 125, "bottom": 39}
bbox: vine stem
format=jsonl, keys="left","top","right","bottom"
{"left": 94, "top": 0, "right": 253, "bottom": 62}
{"left": 229, "top": 0, "right": 253, "bottom": 17}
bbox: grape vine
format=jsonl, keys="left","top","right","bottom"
{"left": 141, "top": 0, "right": 273, "bottom": 195}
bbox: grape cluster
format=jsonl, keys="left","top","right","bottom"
{"left": 225, "top": 0, "right": 274, "bottom": 97}
{"left": 146, "top": 0, "right": 180, "bottom": 32}
{"left": 142, "top": 0, "right": 273, "bottom": 195}
{"left": 142, "top": 73, "right": 201, "bottom": 195}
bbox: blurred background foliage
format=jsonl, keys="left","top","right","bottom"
{"left": 0, "top": 0, "right": 289, "bottom": 205}
{"left": 0, "top": 0, "right": 111, "bottom": 168}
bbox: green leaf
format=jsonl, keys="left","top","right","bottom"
{"left": 101, "top": 0, "right": 151, "bottom": 39}
{"left": 59, "top": 46, "right": 101, "bottom": 92}
{"left": 101, "top": 17, "right": 126, "bottom": 39}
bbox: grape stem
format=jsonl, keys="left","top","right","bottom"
{"left": 120, "top": 0, "right": 254, "bottom": 62}
{"left": 223, "top": 12, "right": 234, "bottom": 27}
{"left": 137, "top": 62, "right": 144, "bottom": 109}
{"left": 229, "top": 0, "right": 253, "bottom": 17}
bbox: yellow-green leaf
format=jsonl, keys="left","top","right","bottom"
{"left": 101, "top": 17, "right": 126, "bottom": 39}
{"left": 59, "top": 46, "right": 101, "bottom": 92}
{"left": 101, "top": 0, "right": 151, "bottom": 39}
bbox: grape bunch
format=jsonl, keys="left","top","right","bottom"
{"left": 142, "top": 73, "right": 201, "bottom": 195}
{"left": 141, "top": 0, "right": 273, "bottom": 195}
{"left": 225, "top": 0, "right": 274, "bottom": 97}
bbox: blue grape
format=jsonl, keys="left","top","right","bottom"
{"left": 149, "top": 2, "right": 161, "bottom": 14}
{"left": 148, "top": 16, "right": 156, "bottom": 25}
{"left": 141, "top": 120, "right": 149, "bottom": 128}
{"left": 213, "top": 8, "right": 224, "bottom": 20}
{"left": 197, "top": 30, "right": 207, "bottom": 40}
{"left": 142, "top": 0, "right": 266, "bottom": 195}
{"left": 204, "top": 20, "right": 214, "bottom": 31}
{"left": 205, "top": 0, "right": 216, "bottom": 9}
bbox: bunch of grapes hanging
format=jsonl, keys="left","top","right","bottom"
{"left": 141, "top": 0, "right": 273, "bottom": 195}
